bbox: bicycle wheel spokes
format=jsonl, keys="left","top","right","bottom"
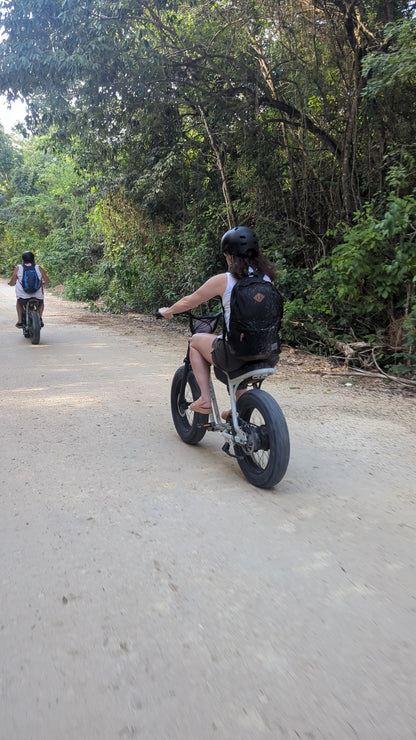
{"left": 179, "top": 378, "right": 195, "bottom": 422}
{"left": 244, "top": 408, "right": 271, "bottom": 469}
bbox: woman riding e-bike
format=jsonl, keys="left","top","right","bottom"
{"left": 159, "top": 226, "right": 290, "bottom": 488}
{"left": 158, "top": 226, "right": 277, "bottom": 417}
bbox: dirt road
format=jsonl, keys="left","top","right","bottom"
{"left": 1, "top": 280, "right": 415, "bottom": 740}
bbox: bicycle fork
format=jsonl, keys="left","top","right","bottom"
{"left": 177, "top": 349, "right": 192, "bottom": 413}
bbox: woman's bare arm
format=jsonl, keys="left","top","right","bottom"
{"left": 8, "top": 266, "right": 18, "bottom": 286}
{"left": 39, "top": 266, "right": 50, "bottom": 285}
{"left": 159, "top": 273, "right": 227, "bottom": 319}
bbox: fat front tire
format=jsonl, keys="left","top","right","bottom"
{"left": 235, "top": 389, "right": 290, "bottom": 489}
{"left": 29, "top": 310, "right": 41, "bottom": 345}
{"left": 170, "top": 365, "right": 207, "bottom": 445}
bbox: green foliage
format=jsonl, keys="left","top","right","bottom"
{"left": 89, "top": 197, "right": 223, "bottom": 314}
{"left": 0, "top": 126, "right": 20, "bottom": 184}
{"left": 0, "top": 135, "right": 102, "bottom": 280}
{"left": 363, "top": 19, "right": 416, "bottom": 98}
{"left": 64, "top": 271, "right": 105, "bottom": 302}
{"left": 319, "top": 196, "right": 415, "bottom": 325}
{"left": 403, "top": 303, "right": 416, "bottom": 378}
{"left": 1, "top": 3, "right": 416, "bottom": 377}
{"left": 310, "top": 161, "right": 416, "bottom": 373}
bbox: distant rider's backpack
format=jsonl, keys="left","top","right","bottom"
{"left": 226, "top": 273, "right": 284, "bottom": 360}
{"left": 21, "top": 264, "right": 41, "bottom": 294}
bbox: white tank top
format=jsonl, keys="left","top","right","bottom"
{"left": 222, "top": 272, "right": 237, "bottom": 330}
{"left": 15, "top": 264, "right": 44, "bottom": 300}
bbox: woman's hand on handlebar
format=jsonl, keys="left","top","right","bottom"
{"left": 157, "top": 307, "right": 174, "bottom": 320}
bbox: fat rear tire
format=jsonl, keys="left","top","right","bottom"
{"left": 29, "top": 310, "right": 41, "bottom": 345}
{"left": 235, "top": 389, "right": 290, "bottom": 489}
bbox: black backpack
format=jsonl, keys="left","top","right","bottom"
{"left": 225, "top": 273, "right": 283, "bottom": 360}
{"left": 21, "top": 264, "right": 41, "bottom": 293}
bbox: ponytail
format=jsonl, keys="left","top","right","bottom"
{"left": 229, "top": 253, "right": 276, "bottom": 282}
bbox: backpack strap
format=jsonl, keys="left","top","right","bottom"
{"left": 221, "top": 294, "right": 227, "bottom": 342}
{"left": 17, "top": 264, "right": 23, "bottom": 285}
{"left": 222, "top": 271, "right": 263, "bottom": 341}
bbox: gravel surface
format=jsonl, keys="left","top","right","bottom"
{"left": 1, "top": 280, "right": 415, "bottom": 740}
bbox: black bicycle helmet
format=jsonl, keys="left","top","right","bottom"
{"left": 22, "top": 251, "right": 35, "bottom": 264}
{"left": 221, "top": 226, "right": 259, "bottom": 256}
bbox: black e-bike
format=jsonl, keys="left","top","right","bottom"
{"left": 19, "top": 297, "right": 42, "bottom": 345}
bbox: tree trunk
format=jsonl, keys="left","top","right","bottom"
{"left": 197, "top": 104, "right": 236, "bottom": 229}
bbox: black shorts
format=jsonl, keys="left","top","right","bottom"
{"left": 18, "top": 297, "right": 44, "bottom": 304}
{"left": 211, "top": 336, "right": 245, "bottom": 372}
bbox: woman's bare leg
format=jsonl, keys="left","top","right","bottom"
{"left": 190, "top": 334, "right": 247, "bottom": 417}
{"left": 189, "top": 334, "right": 216, "bottom": 406}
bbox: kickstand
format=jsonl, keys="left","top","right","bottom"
{"left": 221, "top": 442, "right": 243, "bottom": 460}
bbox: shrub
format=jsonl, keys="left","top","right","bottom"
{"left": 64, "top": 272, "right": 105, "bottom": 302}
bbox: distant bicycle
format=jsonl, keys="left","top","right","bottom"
{"left": 160, "top": 311, "right": 290, "bottom": 489}
{"left": 19, "top": 297, "right": 42, "bottom": 345}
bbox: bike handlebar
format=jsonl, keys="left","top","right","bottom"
{"left": 155, "top": 309, "right": 223, "bottom": 335}
{"left": 156, "top": 309, "right": 222, "bottom": 319}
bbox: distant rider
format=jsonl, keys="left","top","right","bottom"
{"left": 8, "top": 251, "right": 50, "bottom": 328}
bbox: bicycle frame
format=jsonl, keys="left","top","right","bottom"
{"left": 216, "top": 367, "right": 276, "bottom": 446}
{"left": 178, "top": 313, "right": 276, "bottom": 447}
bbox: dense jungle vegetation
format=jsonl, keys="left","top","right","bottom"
{"left": 1, "top": 0, "right": 415, "bottom": 377}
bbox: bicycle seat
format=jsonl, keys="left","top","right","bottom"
{"left": 214, "top": 356, "right": 279, "bottom": 386}
{"left": 19, "top": 297, "right": 42, "bottom": 304}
